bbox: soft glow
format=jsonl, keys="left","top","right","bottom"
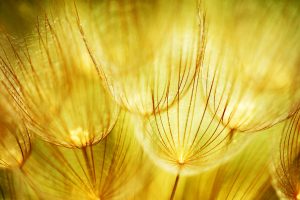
{"left": 70, "top": 127, "right": 90, "bottom": 146}
{"left": 0, "top": 0, "right": 299, "bottom": 199}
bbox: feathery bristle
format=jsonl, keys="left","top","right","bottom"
{"left": 0, "top": 9, "right": 119, "bottom": 148}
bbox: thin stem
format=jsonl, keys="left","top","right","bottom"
{"left": 0, "top": 187, "right": 4, "bottom": 200}
{"left": 169, "top": 173, "right": 180, "bottom": 200}
{"left": 228, "top": 128, "right": 237, "bottom": 144}
{"left": 82, "top": 147, "right": 95, "bottom": 187}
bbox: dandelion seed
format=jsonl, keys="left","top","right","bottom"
{"left": 0, "top": 87, "right": 31, "bottom": 169}
{"left": 202, "top": 1, "right": 300, "bottom": 133}
{"left": 22, "top": 112, "right": 151, "bottom": 200}
{"left": 79, "top": 0, "right": 205, "bottom": 116}
{"left": 271, "top": 110, "right": 300, "bottom": 200}
{"left": 133, "top": 2, "right": 255, "bottom": 199}
{"left": 0, "top": 9, "right": 119, "bottom": 148}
